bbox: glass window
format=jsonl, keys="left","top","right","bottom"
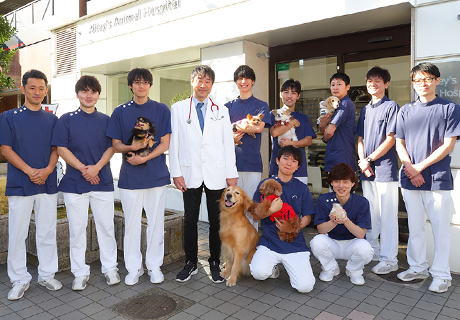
{"left": 106, "top": 61, "right": 198, "bottom": 115}
{"left": 278, "top": 56, "right": 338, "bottom": 130}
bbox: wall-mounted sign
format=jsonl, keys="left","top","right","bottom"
{"left": 277, "top": 63, "right": 290, "bottom": 79}
{"left": 77, "top": 0, "right": 242, "bottom": 43}
{"left": 434, "top": 59, "right": 460, "bottom": 106}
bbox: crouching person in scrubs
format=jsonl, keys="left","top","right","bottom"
{"left": 310, "top": 163, "right": 373, "bottom": 285}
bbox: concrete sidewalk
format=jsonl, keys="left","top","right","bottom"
{"left": 1, "top": 222, "right": 459, "bottom": 320}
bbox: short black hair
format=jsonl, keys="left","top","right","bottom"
{"left": 22, "top": 69, "right": 48, "bottom": 87}
{"left": 277, "top": 145, "right": 303, "bottom": 166}
{"left": 127, "top": 68, "right": 153, "bottom": 87}
{"left": 191, "top": 65, "right": 215, "bottom": 83}
{"left": 75, "top": 75, "right": 101, "bottom": 94}
{"left": 410, "top": 62, "right": 440, "bottom": 80}
{"left": 233, "top": 65, "right": 256, "bottom": 82}
{"left": 280, "top": 78, "right": 301, "bottom": 93}
{"left": 366, "top": 66, "right": 391, "bottom": 83}
{"left": 327, "top": 163, "right": 357, "bottom": 192}
{"left": 330, "top": 72, "right": 350, "bottom": 86}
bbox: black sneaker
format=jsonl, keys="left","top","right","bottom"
{"left": 209, "top": 261, "right": 224, "bottom": 283}
{"left": 176, "top": 261, "right": 198, "bottom": 282}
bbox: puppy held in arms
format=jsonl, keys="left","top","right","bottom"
{"left": 247, "top": 179, "right": 300, "bottom": 242}
{"left": 317, "top": 96, "right": 339, "bottom": 124}
{"left": 126, "top": 116, "right": 156, "bottom": 157}
{"left": 219, "top": 186, "right": 259, "bottom": 286}
{"left": 273, "top": 106, "right": 298, "bottom": 146}
{"left": 232, "top": 113, "right": 264, "bottom": 145}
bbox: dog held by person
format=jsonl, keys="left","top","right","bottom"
{"left": 247, "top": 179, "right": 300, "bottom": 242}
{"left": 273, "top": 106, "right": 298, "bottom": 146}
{"left": 232, "top": 113, "right": 264, "bottom": 145}
{"left": 125, "top": 116, "right": 156, "bottom": 157}
{"left": 317, "top": 96, "right": 340, "bottom": 125}
{"left": 219, "top": 186, "right": 259, "bottom": 286}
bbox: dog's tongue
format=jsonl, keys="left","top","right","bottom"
{"left": 225, "top": 200, "right": 233, "bottom": 207}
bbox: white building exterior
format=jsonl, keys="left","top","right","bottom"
{"left": 5, "top": 0, "right": 460, "bottom": 271}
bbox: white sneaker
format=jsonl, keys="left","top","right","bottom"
{"left": 125, "top": 268, "right": 144, "bottom": 286}
{"left": 72, "top": 275, "right": 89, "bottom": 291}
{"left": 104, "top": 270, "right": 121, "bottom": 286}
{"left": 8, "top": 283, "right": 29, "bottom": 300}
{"left": 270, "top": 265, "right": 280, "bottom": 279}
{"left": 429, "top": 278, "right": 451, "bottom": 293}
{"left": 346, "top": 270, "right": 365, "bottom": 285}
{"left": 372, "top": 262, "right": 398, "bottom": 275}
{"left": 397, "top": 268, "right": 429, "bottom": 282}
{"left": 39, "top": 278, "right": 62, "bottom": 291}
{"left": 148, "top": 268, "right": 164, "bottom": 284}
{"left": 319, "top": 267, "right": 340, "bottom": 282}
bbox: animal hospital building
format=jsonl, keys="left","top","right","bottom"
{"left": 1, "top": 0, "right": 460, "bottom": 270}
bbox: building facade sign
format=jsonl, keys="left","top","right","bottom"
{"left": 435, "top": 59, "right": 460, "bottom": 106}
{"left": 78, "top": 0, "right": 243, "bottom": 43}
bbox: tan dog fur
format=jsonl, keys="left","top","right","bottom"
{"left": 219, "top": 186, "right": 259, "bottom": 286}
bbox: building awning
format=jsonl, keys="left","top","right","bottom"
{"left": 1, "top": 34, "right": 25, "bottom": 51}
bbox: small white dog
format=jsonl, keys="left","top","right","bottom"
{"left": 273, "top": 106, "right": 298, "bottom": 146}
{"left": 317, "top": 96, "right": 340, "bottom": 124}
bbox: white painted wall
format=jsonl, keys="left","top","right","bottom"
{"left": 414, "top": 1, "right": 460, "bottom": 59}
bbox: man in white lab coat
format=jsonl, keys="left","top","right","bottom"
{"left": 170, "top": 65, "right": 238, "bottom": 283}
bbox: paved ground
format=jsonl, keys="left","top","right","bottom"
{"left": 1, "top": 222, "right": 460, "bottom": 320}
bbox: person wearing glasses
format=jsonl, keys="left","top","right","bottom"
{"left": 170, "top": 65, "right": 238, "bottom": 283}
{"left": 395, "top": 62, "right": 460, "bottom": 293}
{"left": 107, "top": 68, "right": 171, "bottom": 286}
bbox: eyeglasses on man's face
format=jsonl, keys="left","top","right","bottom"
{"left": 133, "top": 80, "right": 151, "bottom": 86}
{"left": 412, "top": 77, "right": 437, "bottom": 85}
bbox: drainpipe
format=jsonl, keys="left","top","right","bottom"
{"left": 79, "top": 0, "right": 87, "bottom": 18}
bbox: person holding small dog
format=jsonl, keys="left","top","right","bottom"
{"left": 355, "top": 67, "right": 400, "bottom": 275}
{"left": 319, "top": 73, "right": 357, "bottom": 173}
{"left": 226, "top": 65, "right": 272, "bottom": 230}
{"left": 170, "top": 65, "right": 238, "bottom": 283}
{"left": 0, "top": 70, "right": 61, "bottom": 300}
{"left": 52, "top": 75, "right": 119, "bottom": 290}
{"left": 107, "top": 68, "right": 171, "bottom": 286}
{"left": 269, "top": 79, "right": 316, "bottom": 185}
{"left": 250, "top": 145, "right": 316, "bottom": 293}
{"left": 395, "top": 63, "right": 460, "bottom": 293}
{"left": 310, "top": 163, "right": 373, "bottom": 285}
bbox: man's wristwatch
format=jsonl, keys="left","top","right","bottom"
{"left": 365, "top": 156, "right": 373, "bottom": 163}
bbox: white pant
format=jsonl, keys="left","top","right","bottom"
{"left": 250, "top": 245, "right": 315, "bottom": 293}
{"left": 120, "top": 186, "right": 166, "bottom": 273}
{"left": 237, "top": 171, "right": 261, "bottom": 230}
{"left": 8, "top": 194, "right": 58, "bottom": 285}
{"left": 310, "top": 234, "right": 374, "bottom": 276}
{"left": 63, "top": 192, "right": 118, "bottom": 277}
{"left": 401, "top": 189, "right": 452, "bottom": 280}
{"left": 362, "top": 180, "right": 399, "bottom": 264}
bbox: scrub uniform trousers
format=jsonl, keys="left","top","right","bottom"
{"left": 237, "top": 171, "right": 261, "bottom": 230}
{"left": 8, "top": 194, "right": 58, "bottom": 285}
{"left": 63, "top": 191, "right": 118, "bottom": 277}
{"left": 401, "top": 189, "right": 452, "bottom": 280}
{"left": 362, "top": 180, "right": 399, "bottom": 265}
{"left": 120, "top": 186, "right": 166, "bottom": 273}
{"left": 250, "top": 245, "right": 315, "bottom": 293}
{"left": 310, "top": 234, "right": 374, "bottom": 276}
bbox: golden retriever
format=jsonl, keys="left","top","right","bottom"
{"left": 219, "top": 186, "right": 259, "bottom": 286}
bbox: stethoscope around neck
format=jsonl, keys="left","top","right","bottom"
{"left": 187, "top": 96, "right": 223, "bottom": 124}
